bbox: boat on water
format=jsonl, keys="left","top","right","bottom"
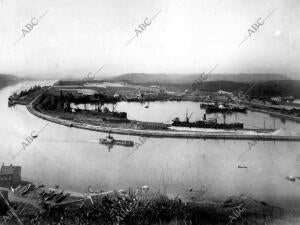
{"left": 144, "top": 102, "right": 150, "bottom": 108}
{"left": 200, "top": 102, "right": 215, "bottom": 108}
{"left": 99, "top": 132, "right": 134, "bottom": 147}
{"left": 201, "top": 102, "right": 247, "bottom": 114}
{"left": 238, "top": 165, "right": 248, "bottom": 169}
{"left": 171, "top": 110, "right": 244, "bottom": 130}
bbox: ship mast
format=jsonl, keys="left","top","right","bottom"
{"left": 223, "top": 113, "right": 226, "bottom": 124}
{"left": 185, "top": 109, "right": 193, "bottom": 123}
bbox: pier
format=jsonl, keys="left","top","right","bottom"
{"left": 24, "top": 83, "right": 300, "bottom": 142}
{"left": 27, "top": 102, "right": 300, "bottom": 141}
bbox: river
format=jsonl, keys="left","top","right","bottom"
{"left": 1, "top": 82, "right": 300, "bottom": 214}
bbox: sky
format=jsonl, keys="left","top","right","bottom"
{"left": 0, "top": 0, "right": 299, "bottom": 79}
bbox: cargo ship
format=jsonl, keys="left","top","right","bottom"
{"left": 200, "top": 103, "right": 247, "bottom": 114}
{"left": 99, "top": 132, "right": 134, "bottom": 147}
{"left": 171, "top": 111, "right": 244, "bottom": 130}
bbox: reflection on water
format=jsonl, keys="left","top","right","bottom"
{"left": 1, "top": 82, "right": 300, "bottom": 213}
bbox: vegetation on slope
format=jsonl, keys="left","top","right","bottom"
{"left": 1, "top": 189, "right": 283, "bottom": 225}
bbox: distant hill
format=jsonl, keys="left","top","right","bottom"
{"left": 245, "top": 80, "right": 300, "bottom": 98}
{"left": 111, "top": 73, "right": 300, "bottom": 98}
{"left": 183, "top": 73, "right": 290, "bottom": 83}
{"left": 112, "top": 73, "right": 177, "bottom": 84}
{"left": 189, "top": 80, "right": 300, "bottom": 97}
{"left": 0, "top": 74, "right": 19, "bottom": 89}
{"left": 112, "top": 73, "right": 290, "bottom": 84}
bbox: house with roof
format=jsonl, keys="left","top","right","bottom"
{"left": 0, "top": 163, "right": 21, "bottom": 188}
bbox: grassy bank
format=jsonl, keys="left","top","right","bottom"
{"left": 1, "top": 189, "right": 283, "bottom": 225}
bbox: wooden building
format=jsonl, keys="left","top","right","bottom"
{"left": 0, "top": 164, "right": 21, "bottom": 188}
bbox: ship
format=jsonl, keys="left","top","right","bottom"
{"left": 99, "top": 132, "right": 134, "bottom": 147}
{"left": 200, "top": 102, "right": 215, "bottom": 108}
{"left": 171, "top": 110, "right": 244, "bottom": 130}
{"left": 201, "top": 102, "right": 247, "bottom": 114}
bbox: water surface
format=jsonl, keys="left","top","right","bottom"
{"left": 1, "top": 82, "right": 300, "bottom": 213}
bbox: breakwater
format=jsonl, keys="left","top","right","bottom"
{"left": 27, "top": 103, "right": 300, "bottom": 141}
{"left": 25, "top": 85, "right": 300, "bottom": 141}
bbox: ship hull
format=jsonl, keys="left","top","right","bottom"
{"left": 99, "top": 139, "right": 134, "bottom": 147}
{"left": 200, "top": 103, "right": 247, "bottom": 114}
{"left": 172, "top": 121, "right": 244, "bottom": 130}
{"left": 206, "top": 107, "right": 247, "bottom": 114}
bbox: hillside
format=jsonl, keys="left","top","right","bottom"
{"left": 192, "top": 80, "right": 300, "bottom": 98}
{"left": 112, "top": 73, "right": 290, "bottom": 84}
{"left": 0, "top": 74, "right": 19, "bottom": 89}
{"left": 112, "top": 73, "right": 177, "bottom": 83}
{"left": 245, "top": 80, "right": 300, "bottom": 98}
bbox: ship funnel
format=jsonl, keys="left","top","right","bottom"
{"left": 203, "top": 114, "right": 206, "bottom": 120}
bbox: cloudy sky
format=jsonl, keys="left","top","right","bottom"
{"left": 0, "top": 0, "right": 299, "bottom": 79}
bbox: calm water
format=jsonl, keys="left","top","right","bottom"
{"left": 1, "top": 82, "right": 300, "bottom": 213}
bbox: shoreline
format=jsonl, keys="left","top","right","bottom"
{"left": 22, "top": 82, "right": 300, "bottom": 141}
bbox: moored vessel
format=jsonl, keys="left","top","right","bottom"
{"left": 171, "top": 111, "right": 244, "bottom": 130}
{"left": 201, "top": 103, "right": 247, "bottom": 114}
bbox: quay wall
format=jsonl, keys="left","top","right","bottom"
{"left": 248, "top": 107, "right": 300, "bottom": 123}
{"left": 241, "top": 101, "right": 300, "bottom": 123}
